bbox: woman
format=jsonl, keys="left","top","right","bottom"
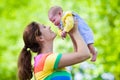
{"left": 18, "top": 21, "right": 90, "bottom": 80}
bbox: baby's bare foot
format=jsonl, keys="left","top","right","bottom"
{"left": 91, "top": 54, "right": 97, "bottom": 62}
{"left": 91, "top": 48, "right": 97, "bottom": 62}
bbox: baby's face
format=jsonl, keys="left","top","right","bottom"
{"left": 49, "top": 13, "right": 61, "bottom": 27}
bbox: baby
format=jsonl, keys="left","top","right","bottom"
{"left": 48, "top": 6, "right": 97, "bottom": 62}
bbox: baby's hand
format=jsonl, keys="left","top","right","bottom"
{"left": 61, "top": 31, "right": 67, "bottom": 39}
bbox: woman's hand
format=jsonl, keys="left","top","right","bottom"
{"left": 68, "top": 19, "right": 78, "bottom": 35}
{"left": 58, "top": 19, "right": 90, "bottom": 68}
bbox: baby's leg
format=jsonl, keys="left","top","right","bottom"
{"left": 88, "top": 44, "right": 97, "bottom": 62}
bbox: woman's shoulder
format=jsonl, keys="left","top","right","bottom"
{"left": 34, "top": 53, "right": 62, "bottom": 68}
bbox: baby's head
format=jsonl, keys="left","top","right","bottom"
{"left": 48, "top": 6, "right": 63, "bottom": 27}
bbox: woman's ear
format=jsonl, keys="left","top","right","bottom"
{"left": 36, "top": 36, "right": 44, "bottom": 42}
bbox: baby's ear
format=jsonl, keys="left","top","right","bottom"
{"left": 36, "top": 36, "right": 44, "bottom": 42}
{"left": 59, "top": 11, "right": 62, "bottom": 16}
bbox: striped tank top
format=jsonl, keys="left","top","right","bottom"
{"left": 34, "top": 53, "right": 71, "bottom": 80}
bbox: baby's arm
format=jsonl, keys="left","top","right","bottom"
{"left": 61, "top": 15, "right": 74, "bottom": 38}
{"left": 63, "top": 15, "right": 74, "bottom": 32}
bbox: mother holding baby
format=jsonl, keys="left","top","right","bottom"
{"left": 17, "top": 17, "right": 90, "bottom": 80}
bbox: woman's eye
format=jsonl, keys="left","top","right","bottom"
{"left": 43, "top": 25, "right": 46, "bottom": 28}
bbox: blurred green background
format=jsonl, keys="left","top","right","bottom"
{"left": 0, "top": 0, "right": 120, "bottom": 80}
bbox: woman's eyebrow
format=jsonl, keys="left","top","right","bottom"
{"left": 42, "top": 25, "right": 46, "bottom": 28}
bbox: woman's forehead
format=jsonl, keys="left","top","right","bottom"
{"left": 38, "top": 24, "right": 42, "bottom": 27}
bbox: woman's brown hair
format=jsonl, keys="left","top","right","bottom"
{"left": 18, "top": 22, "right": 42, "bottom": 80}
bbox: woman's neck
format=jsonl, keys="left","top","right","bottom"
{"left": 41, "top": 41, "right": 53, "bottom": 54}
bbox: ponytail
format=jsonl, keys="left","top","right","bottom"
{"left": 18, "top": 22, "right": 42, "bottom": 80}
{"left": 18, "top": 47, "right": 33, "bottom": 80}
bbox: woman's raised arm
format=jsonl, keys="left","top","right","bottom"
{"left": 58, "top": 20, "right": 90, "bottom": 68}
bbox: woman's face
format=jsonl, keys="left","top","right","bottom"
{"left": 38, "top": 24, "right": 56, "bottom": 41}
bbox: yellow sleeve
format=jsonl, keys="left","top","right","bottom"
{"left": 62, "top": 12, "right": 74, "bottom": 32}
{"left": 64, "top": 16, "right": 74, "bottom": 32}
